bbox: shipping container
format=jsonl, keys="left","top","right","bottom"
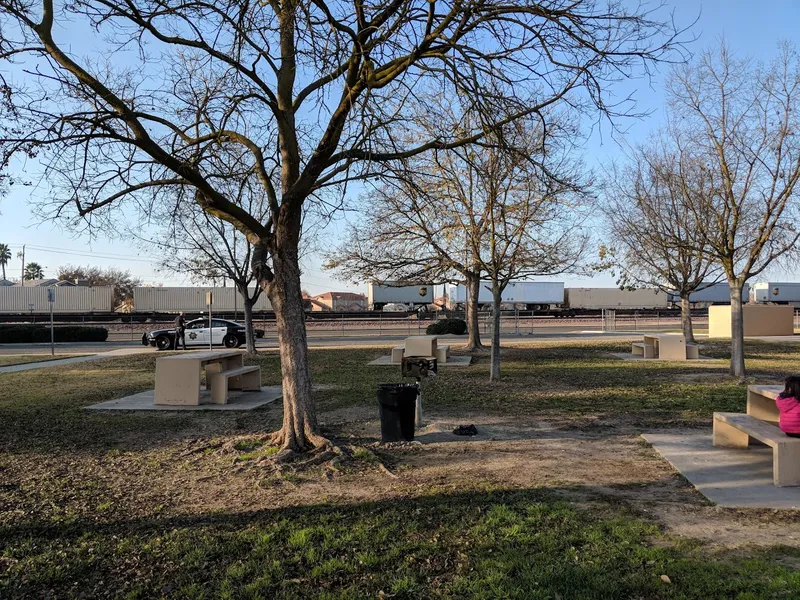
{"left": 448, "top": 281, "right": 564, "bottom": 309}
{"left": 667, "top": 283, "right": 749, "bottom": 305}
{"left": 564, "top": 288, "right": 668, "bottom": 310}
{"left": 0, "top": 286, "right": 114, "bottom": 314}
{"left": 368, "top": 282, "right": 434, "bottom": 310}
{"left": 132, "top": 287, "right": 272, "bottom": 313}
{"left": 751, "top": 282, "right": 800, "bottom": 304}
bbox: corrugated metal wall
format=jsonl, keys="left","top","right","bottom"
{"left": 0, "top": 286, "right": 114, "bottom": 314}
{"left": 133, "top": 287, "right": 272, "bottom": 313}
{"left": 565, "top": 288, "right": 668, "bottom": 309}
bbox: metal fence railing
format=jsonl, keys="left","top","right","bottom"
{"left": 3, "top": 309, "right": 700, "bottom": 342}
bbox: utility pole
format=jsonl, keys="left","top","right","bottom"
{"left": 18, "top": 245, "right": 25, "bottom": 286}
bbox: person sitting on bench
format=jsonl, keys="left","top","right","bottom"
{"left": 776, "top": 375, "right": 800, "bottom": 439}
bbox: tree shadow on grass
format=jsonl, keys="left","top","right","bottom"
{"left": 1, "top": 486, "right": 798, "bottom": 600}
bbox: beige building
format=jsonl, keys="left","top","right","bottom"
{"left": 310, "top": 292, "right": 367, "bottom": 312}
{"left": 708, "top": 304, "right": 795, "bottom": 337}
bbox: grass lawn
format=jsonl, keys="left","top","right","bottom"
{"left": 0, "top": 354, "right": 90, "bottom": 367}
{"left": 2, "top": 339, "right": 800, "bottom": 598}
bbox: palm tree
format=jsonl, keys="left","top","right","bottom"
{"left": 24, "top": 262, "right": 44, "bottom": 281}
{"left": 0, "top": 243, "right": 10, "bottom": 281}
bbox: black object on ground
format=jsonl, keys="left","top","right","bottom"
{"left": 376, "top": 383, "right": 418, "bottom": 443}
{"left": 453, "top": 424, "right": 478, "bottom": 436}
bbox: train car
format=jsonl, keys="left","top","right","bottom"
{"left": 751, "top": 282, "right": 800, "bottom": 304}
{"left": 0, "top": 286, "right": 114, "bottom": 314}
{"left": 132, "top": 287, "right": 272, "bottom": 313}
{"left": 667, "top": 283, "right": 749, "bottom": 306}
{"left": 448, "top": 281, "right": 564, "bottom": 310}
{"left": 564, "top": 288, "right": 668, "bottom": 310}
{"left": 368, "top": 282, "right": 434, "bottom": 310}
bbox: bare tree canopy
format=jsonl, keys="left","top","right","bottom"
{"left": 0, "top": 0, "right": 688, "bottom": 453}
{"left": 665, "top": 41, "right": 800, "bottom": 378}
{"left": 57, "top": 264, "right": 142, "bottom": 307}
{"left": 151, "top": 182, "right": 267, "bottom": 353}
{"left": 601, "top": 138, "right": 721, "bottom": 343}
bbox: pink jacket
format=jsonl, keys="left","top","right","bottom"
{"left": 776, "top": 394, "right": 800, "bottom": 434}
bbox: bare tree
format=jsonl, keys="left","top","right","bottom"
{"left": 601, "top": 140, "right": 721, "bottom": 343}
{"left": 0, "top": 0, "right": 686, "bottom": 454}
{"left": 325, "top": 138, "right": 489, "bottom": 351}
{"left": 156, "top": 214, "right": 265, "bottom": 355}
{"left": 666, "top": 42, "right": 800, "bottom": 378}
{"left": 464, "top": 124, "right": 589, "bottom": 381}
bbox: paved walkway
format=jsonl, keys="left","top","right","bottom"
{"left": 643, "top": 431, "right": 800, "bottom": 509}
{"left": 0, "top": 347, "right": 153, "bottom": 374}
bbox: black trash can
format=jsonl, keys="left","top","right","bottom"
{"left": 376, "top": 383, "right": 418, "bottom": 443}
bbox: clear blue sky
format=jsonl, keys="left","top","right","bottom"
{"left": 1, "top": 0, "right": 798, "bottom": 293}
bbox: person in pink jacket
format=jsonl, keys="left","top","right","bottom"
{"left": 776, "top": 376, "right": 800, "bottom": 438}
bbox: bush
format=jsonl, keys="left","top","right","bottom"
{"left": 425, "top": 318, "right": 468, "bottom": 336}
{"left": 0, "top": 324, "right": 109, "bottom": 343}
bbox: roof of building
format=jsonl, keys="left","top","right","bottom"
{"left": 313, "top": 291, "right": 366, "bottom": 301}
{"left": 0, "top": 279, "right": 14, "bottom": 286}
{"left": 12, "top": 279, "right": 77, "bottom": 287}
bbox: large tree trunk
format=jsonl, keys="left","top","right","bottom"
{"left": 729, "top": 282, "right": 746, "bottom": 379}
{"left": 464, "top": 272, "right": 485, "bottom": 351}
{"left": 680, "top": 293, "right": 695, "bottom": 344}
{"left": 263, "top": 247, "right": 326, "bottom": 453}
{"left": 241, "top": 292, "right": 257, "bottom": 354}
{"left": 490, "top": 282, "right": 502, "bottom": 381}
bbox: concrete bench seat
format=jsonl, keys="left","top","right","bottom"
{"left": 631, "top": 342, "right": 654, "bottom": 359}
{"left": 713, "top": 412, "right": 800, "bottom": 486}
{"left": 209, "top": 365, "right": 261, "bottom": 404}
{"left": 435, "top": 345, "right": 450, "bottom": 363}
{"left": 391, "top": 346, "right": 405, "bottom": 363}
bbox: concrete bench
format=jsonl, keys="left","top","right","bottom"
{"left": 685, "top": 343, "right": 699, "bottom": 360}
{"left": 209, "top": 365, "right": 262, "bottom": 404}
{"left": 391, "top": 346, "right": 405, "bottom": 364}
{"left": 631, "top": 342, "right": 654, "bottom": 359}
{"left": 435, "top": 345, "right": 450, "bottom": 363}
{"left": 713, "top": 412, "right": 800, "bottom": 486}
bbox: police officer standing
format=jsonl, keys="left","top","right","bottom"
{"left": 174, "top": 311, "right": 187, "bottom": 350}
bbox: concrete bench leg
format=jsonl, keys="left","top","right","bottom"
{"left": 713, "top": 418, "right": 750, "bottom": 448}
{"left": 774, "top": 443, "right": 800, "bottom": 486}
{"left": 210, "top": 374, "right": 228, "bottom": 404}
{"left": 241, "top": 369, "right": 261, "bottom": 391}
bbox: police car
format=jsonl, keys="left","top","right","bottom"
{"left": 142, "top": 318, "right": 259, "bottom": 350}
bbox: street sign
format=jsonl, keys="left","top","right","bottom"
{"left": 206, "top": 291, "right": 213, "bottom": 349}
{"left": 47, "top": 287, "right": 55, "bottom": 355}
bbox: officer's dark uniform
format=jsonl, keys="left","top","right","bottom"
{"left": 174, "top": 314, "right": 187, "bottom": 350}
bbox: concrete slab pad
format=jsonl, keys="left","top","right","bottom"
{"left": 86, "top": 386, "right": 282, "bottom": 411}
{"left": 642, "top": 431, "right": 800, "bottom": 509}
{"left": 367, "top": 355, "right": 473, "bottom": 367}
{"left": 609, "top": 352, "right": 719, "bottom": 362}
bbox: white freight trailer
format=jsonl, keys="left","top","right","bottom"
{"left": 448, "top": 281, "right": 564, "bottom": 309}
{"left": 0, "top": 286, "right": 114, "bottom": 314}
{"left": 751, "top": 282, "right": 800, "bottom": 304}
{"left": 368, "top": 282, "right": 434, "bottom": 310}
{"left": 564, "top": 288, "right": 668, "bottom": 310}
{"left": 667, "top": 283, "right": 749, "bottom": 305}
{"left": 133, "top": 287, "right": 272, "bottom": 313}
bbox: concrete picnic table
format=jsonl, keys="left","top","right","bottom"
{"left": 154, "top": 350, "right": 246, "bottom": 406}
